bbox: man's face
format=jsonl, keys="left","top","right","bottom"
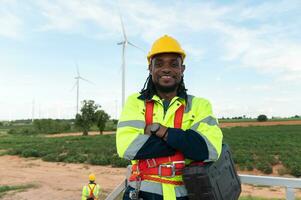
{"left": 149, "top": 53, "right": 185, "bottom": 93}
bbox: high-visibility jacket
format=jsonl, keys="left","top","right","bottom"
{"left": 116, "top": 93, "right": 223, "bottom": 200}
{"left": 81, "top": 183, "right": 100, "bottom": 200}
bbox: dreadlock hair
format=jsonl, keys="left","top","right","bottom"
{"left": 140, "top": 74, "right": 187, "bottom": 100}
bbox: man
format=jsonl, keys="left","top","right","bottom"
{"left": 81, "top": 173, "right": 100, "bottom": 200}
{"left": 116, "top": 35, "right": 223, "bottom": 200}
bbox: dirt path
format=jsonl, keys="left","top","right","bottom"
{"left": 0, "top": 155, "right": 126, "bottom": 200}
{"left": 1, "top": 155, "right": 301, "bottom": 199}
{"left": 220, "top": 120, "right": 301, "bottom": 128}
{"left": 45, "top": 131, "right": 115, "bottom": 138}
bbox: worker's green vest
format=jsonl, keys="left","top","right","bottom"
{"left": 116, "top": 93, "right": 223, "bottom": 200}
{"left": 81, "top": 183, "right": 100, "bottom": 200}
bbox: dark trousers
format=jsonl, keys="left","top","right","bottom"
{"left": 123, "top": 186, "right": 189, "bottom": 200}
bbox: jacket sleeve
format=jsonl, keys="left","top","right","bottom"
{"left": 94, "top": 184, "right": 101, "bottom": 198}
{"left": 116, "top": 94, "right": 175, "bottom": 160}
{"left": 166, "top": 99, "right": 223, "bottom": 162}
{"left": 81, "top": 186, "right": 87, "bottom": 200}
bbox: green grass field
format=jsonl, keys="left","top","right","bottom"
{"left": 0, "top": 184, "right": 36, "bottom": 198}
{"left": 0, "top": 134, "right": 129, "bottom": 167}
{"left": 219, "top": 118, "right": 301, "bottom": 123}
{"left": 0, "top": 125, "right": 300, "bottom": 177}
{"left": 223, "top": 125, "right": 301, "bottom": 177}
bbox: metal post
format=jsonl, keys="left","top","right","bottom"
{"left": 286, "top": 187, "right": 295, "bottom": 200}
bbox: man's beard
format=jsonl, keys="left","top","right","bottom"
{"left": 154, "top": 82, "right": 179, "bottom": 93}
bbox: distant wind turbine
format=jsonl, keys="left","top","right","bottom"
{"left": 117, "top": 13, "right": 145, "bottom": 107}
{"left": 32, "top": 99, "right": 35, "bottom": 123}
{"left": 71, "top": 62, "right": 94, "bottom": 115}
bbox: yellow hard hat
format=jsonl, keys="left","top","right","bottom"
{"left": 147, "top": 35, "right": 186, "bottom": 64}
{"left": 89, "top": 173, "right": 96, "bottom": 182}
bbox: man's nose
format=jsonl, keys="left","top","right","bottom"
{"left": 161, "top": 65, "right": 171, "bottom": 73}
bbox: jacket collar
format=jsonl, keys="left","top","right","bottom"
{"left": 138, "top": 89, "right": 187, "bottom": 102}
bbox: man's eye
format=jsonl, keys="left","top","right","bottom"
{"left": 154, "top": 62, "right": 163, "bottom": 68}
{"left": 171, "top": 62, "right": 180, "bottom": 67}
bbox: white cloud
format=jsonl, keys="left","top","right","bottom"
{"left": 250, "top": 85, "right": 272, "bottom": 91}
{"left": 183, "top": 45, "right": 205, "bottom": 62}
{"left": 213, "top": 2, "right": 301, "bottom": 83}
{"left": 238, "top": 0, "right": 299, "bottom": 21}
{"left": 0, "top": 2, "right": 23, "bottom": 39}
{"left": 121, "top": 1, "right": 301, "bottom": 83}
{"left": 35, "top": 0, "right": 120, "bottom": 36}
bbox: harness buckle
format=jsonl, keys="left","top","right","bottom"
{"left": 146, "top": 158, "right": 157, "bottom": 168}
{"left": 158, "top": 161, "right": 185, "bottom": 178}
{"left": 158, "top": 164, "right": 175, "bottom": 177}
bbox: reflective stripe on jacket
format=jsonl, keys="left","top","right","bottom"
{"left": 116, "top": 93, "right": 223, "bottom": 199}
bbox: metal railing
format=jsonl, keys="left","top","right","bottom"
{"left": 239, "top": 174, "right": 301, "bottom": 200}
{"left": 105, "top": 174, "right": 301, "bottom": 200}
{"left": 105, "top": 179, "right": 127, "bottom": 200}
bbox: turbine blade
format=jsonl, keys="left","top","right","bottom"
{"left": 70, "top": 81, "right": 77, "bottom": 91}
{"left": 79, "top": 76, "right": 94, "bottom": 85}
{"left": 75, "top": 61, "right": 80, "bottom": 76}
{"left": 128, "top": 41, "right": 145, "bottom": 52}
{"left": 119, "top": 13, "right": 127, "bottom": 41}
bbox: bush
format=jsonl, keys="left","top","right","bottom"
{"left": 290, "top": 165, "right": 301, "bottom": 177}
{"left": 257, "top": 114, "right": 268, "bottom": 122}
{"left": 8, "top": 127, "right": 37, "bottom": 135}
{"left": 33, "top": 119, "right": 71, "bottom": 134}
{"left": 89, "top": 154, "right": 111, "bottom": 165}
{"left": 255, "top": 162, "right": 272, "bottom": 174}
{"left": 21, "top": 149, "right": 40, "bottom": 157}
{"left": 110, "top": 154, "right": 130, "bottom": 167}
{"left": 42, "top": 153, "right": 59, "bottom": 162}
{"left": 104, "top": 120, "right": 117, "bottom": 131}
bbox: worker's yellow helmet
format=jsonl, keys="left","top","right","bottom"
{"left": 147, "top": 35, "right": 186, "bottom": 64}
{"left": 89, "top": 173, "right": 96, "bottom": 182}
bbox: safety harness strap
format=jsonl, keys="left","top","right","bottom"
{"left": 174, "top": 104, "right": 184, "bottom": 129}
{"left": 145, "top": 100, "right": 154, "bottom": 125}
{"left": 88, "top": 184, "right": 95, "bottom": 197}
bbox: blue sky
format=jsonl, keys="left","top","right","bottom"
{"left": 0, "top": 0, "right": 300, "bottom": 120}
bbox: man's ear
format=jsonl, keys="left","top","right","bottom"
{"left": 148, "top": 64, "right": 152, "bottom": 74}
{"left": 181, "top": 64, "right": 186, "bottom": 73}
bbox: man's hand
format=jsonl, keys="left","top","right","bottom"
{"left": 156, "top": 125, "right": 168, "bottom": 140}
{"left": 144, "top": 123, "right": 169, "bottom": 140}
{"left": 144, "top": 125, "right": 152, "bottom": 135}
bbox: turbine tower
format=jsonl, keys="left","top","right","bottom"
{"left": 117, "top": 13, "right": 144, "bottom": 107}
{"left": 71, "top": 63, "right": 93, "bottom": 115}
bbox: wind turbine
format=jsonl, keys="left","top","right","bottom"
{"left": 71, "top": 63, "right": 94, "bottom": 115}
{"left": 117, "top": 13, "right": 144, "bottom": 108}
{"left": 31, "top": 99, "right": 35, "bottom": 123}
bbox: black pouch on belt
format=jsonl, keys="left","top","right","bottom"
{"left": 183, "top": 144, "right": 241, "bottom": 200}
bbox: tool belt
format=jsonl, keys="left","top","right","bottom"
{"left": 183, "top": 144, "right": 241, "bottom": 200}
{"left": 129, "top": 151, "right": 185, "bottom": 185}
